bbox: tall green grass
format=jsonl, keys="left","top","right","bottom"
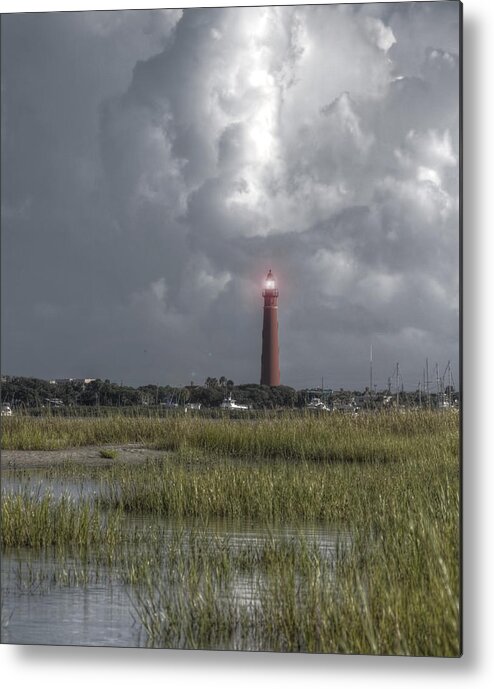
{"left": 98, "top": 447, "right": 457, "bottom": 523}
{"left": 1, "top": 415, "right": 166, "bottom": 450}
{"left": 103, "top": 410, "right": 458, "bottom": 654}
{"left": 1, "top": 493, "right": 122, "bottom": 548}
{"left": 130, "top": 506, "right": 459, "bottom": 655}
{"left": 2, "top": 410, "right": 458, "bottom": 460}
{"left": 1, "top": 410, "right": 460, "bottom": 655}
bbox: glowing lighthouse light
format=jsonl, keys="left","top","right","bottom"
{"left": 260, "top": 269, "right": 280, "bottom": 386}
{"left": 262, "top": 269, "right": 278, "bottom": 296}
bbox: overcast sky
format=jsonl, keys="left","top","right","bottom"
{"left": 1, "top": 1, "right": 460, "bottom": 390}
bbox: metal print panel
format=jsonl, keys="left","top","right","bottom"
{"left": 1, "top": 1, "right": 461, "bottom": 655}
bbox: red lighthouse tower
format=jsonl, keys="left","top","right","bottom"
{"left": 260, "top": 269, "right": 280, "bottom": 386}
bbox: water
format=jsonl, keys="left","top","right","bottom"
{"left": 1, "top": 470, "right": 349, "bottom": 648}
{"left": 2, "top": 470, "right": 102, "bottom": 502}
{"left": 2, "top": 563, "right": 144, "bottom": 647}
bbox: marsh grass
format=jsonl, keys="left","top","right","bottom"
{"left": 1, "top": 415, "right": 165, "bottom": 450}
{"left": 97, "top": 421, "right": 458, "bottom": 524}
{"left": 129, "top": 510, "right": 459, "bottom": 655}
{"left": 1, "top": 409, "right": 460, "bottom": 655}
{"left": 99, "top": 448, "right": 118, "bottom": 460}
{"left": 1, "top": 410, "right": 457, "bottom": 459}
{"left": 1, "top": 492, "right": 122, "bottom": 548}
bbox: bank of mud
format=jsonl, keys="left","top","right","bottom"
{"left": 1, "top": 444, "right": 166, "bottom": 469}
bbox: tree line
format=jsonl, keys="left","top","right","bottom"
{"left": 1, "top": 375, "right": 458, "bottom": 411}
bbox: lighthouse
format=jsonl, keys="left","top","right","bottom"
{"left": 260, "top": 269, "right": 280, "bottom": 386}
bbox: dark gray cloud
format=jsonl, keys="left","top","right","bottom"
{"left": 1, "top": 3, "right": 460, "bottom": 390}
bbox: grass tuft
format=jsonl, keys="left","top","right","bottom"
{"left": 99, "top": 448, "right": 118, "bottom": 459}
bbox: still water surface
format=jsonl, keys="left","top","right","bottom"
{"left": 1, "top": 470, "right": 348, "bottom": 648}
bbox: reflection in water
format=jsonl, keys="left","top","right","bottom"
{"left": 1, "top": 471, "right": 350, "bottom": 648}
{"left": 2, "top": 573, "right": 144, "bottom": 647}
{"left": 2, "top": 470, "right": 103, "bottom": 502}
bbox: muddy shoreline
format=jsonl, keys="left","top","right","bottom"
{"left": 1, "top": 444, "right": 166, "bottom": 470}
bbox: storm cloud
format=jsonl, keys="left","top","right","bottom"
{"left": 1, "top": 2, "right": 460, "bottom": 390}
